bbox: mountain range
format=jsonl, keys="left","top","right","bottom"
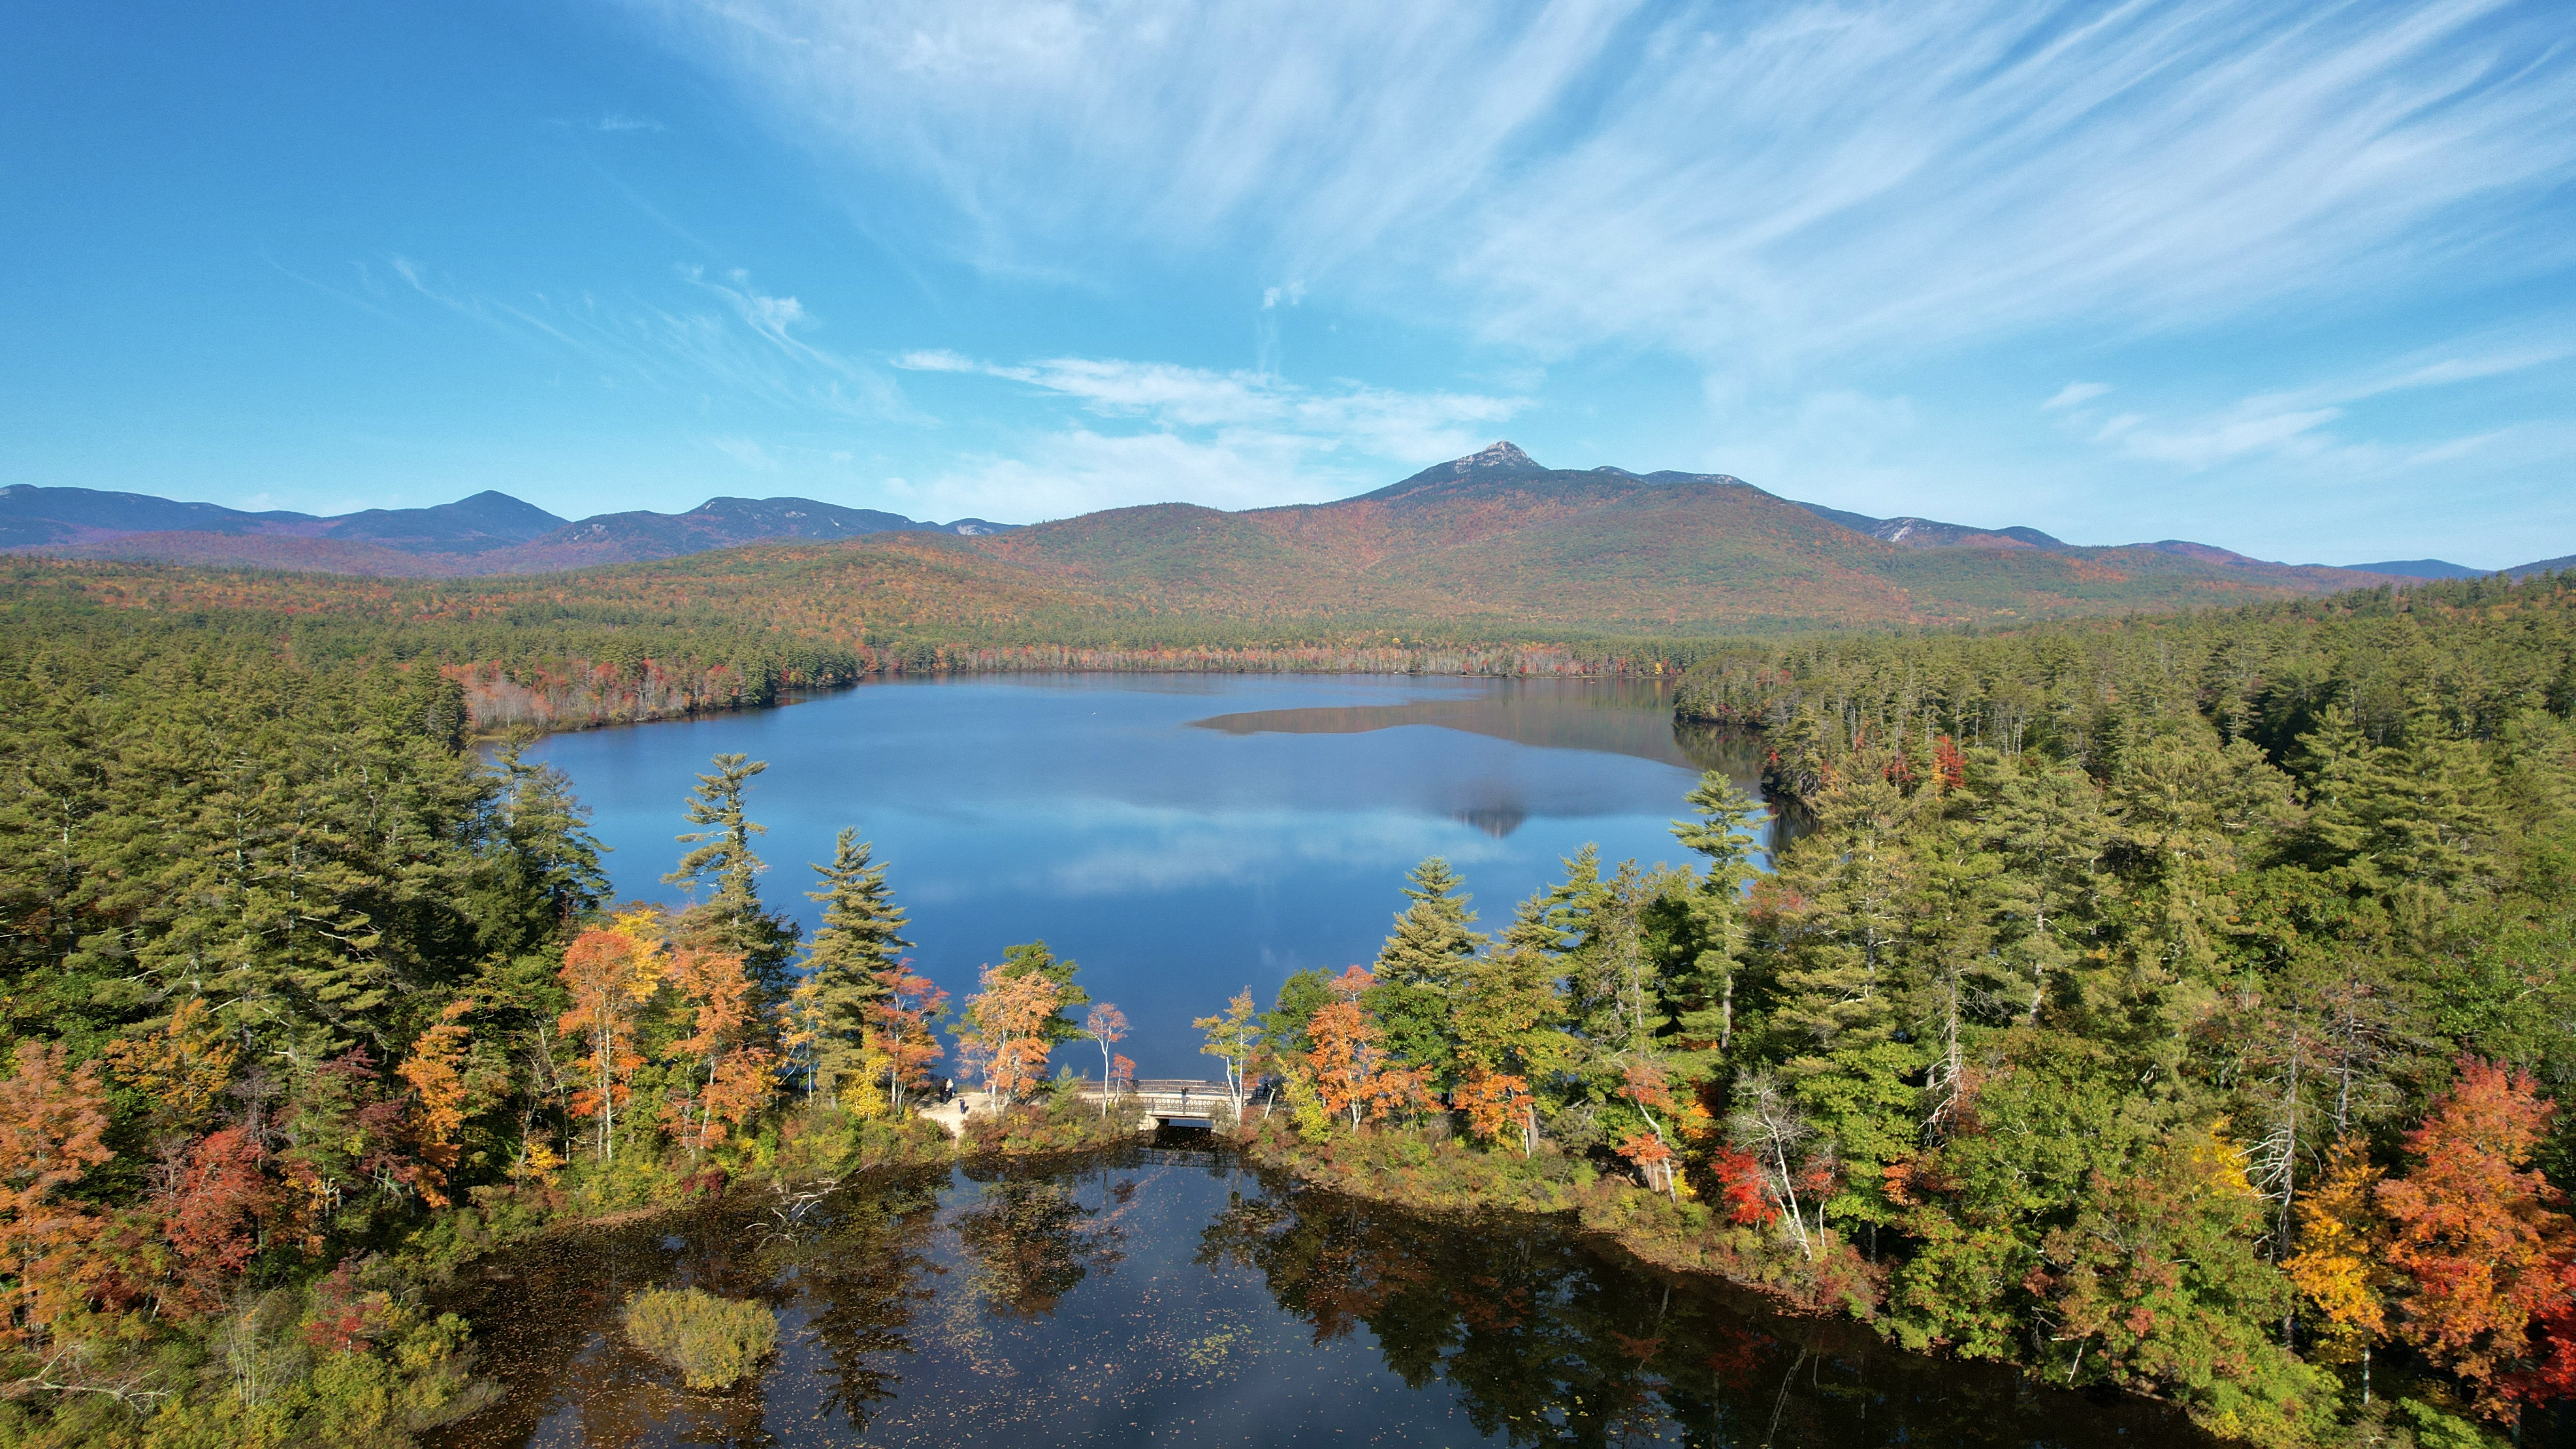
{"left": 0, "top": 484, "right": 1011, "bottom": 577}
{"left": 7, "top": 444, "right": 2566, "bottom": 633}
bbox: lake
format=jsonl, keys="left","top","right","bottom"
{"left": 519, "top": 674, "right": 1771, "bottom": 1077}
{"left": 473, "top": 675, "right": 2210, "bottom": 1449}
{"left": 427, "top": 1136, "right": 2200, "bottom": 1449}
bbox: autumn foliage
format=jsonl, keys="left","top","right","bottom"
{"left": 1304, "top": 967, "right": 1430, "bottom": 1129}
{"left": 958, "top": 963, "right": 1061, "bottom": 1110}
{"left": 2375, "top": 1057, "right": 2576, "bottom": 1420}
{"left": 0, "top": 1044, "right": 112, "bottom": 1339}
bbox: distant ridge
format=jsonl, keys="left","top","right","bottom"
{"left": 1, "top": 485, "right": 1014, "bottom": 575}
{"left": 2343, "top": 559, "right": 2482, "bottom": 580}
{"left": 2343, "top": 557, "right": 2576, "bottom": 580}
{"left": 7, "top": 447, "right": 2566, "bottom": 626}
{"left": 1786, "top": 499, "right": 2066, "bottom": 551}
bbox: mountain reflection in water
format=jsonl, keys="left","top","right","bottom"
{"left": 1192, "top": 689, "right": 1764, "bottom": 843}
{"left": 1192, "top": 693, "right": 1763, "bottom": 776}
{"left": 428, "top": 1140, "right": 2203, "bottom": 1449}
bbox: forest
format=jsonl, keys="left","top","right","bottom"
{"left": 1193, "top": 569, "right": 2576, "bottom": 1446}
{"left": 0, "top": 564, "right": 2568, "bottom": 1445}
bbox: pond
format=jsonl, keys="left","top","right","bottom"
{"left": 427, "top": 1135, "right": 2203, "bottom": 1448}
{"left": 517, "top": 674, "right": 1771, "bottom": 1076}
{"left": 473, "top": 676, "right": 2211, "bottom": 1448}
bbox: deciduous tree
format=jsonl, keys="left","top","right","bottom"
{"left": 395, "top": 998, "right": 475, "bottom": 1207}
{"left": 0, "top": 1043, "right": 112, "bottom": 1338}
{"left": 1192, "top": 991, "right": 1258, "bottom": 1115}
{"left": 556, "top": 919, "right": 663, "bottom": 1163}
{"left": 2376, "top": 1057, "right": 2576, "bottom": 1421}
{"left": 1085, "top": 1004, "right": 1130, "bottom": 1118}
{"left": 958, "top": 964, "right": 1060, "bottom": 1111}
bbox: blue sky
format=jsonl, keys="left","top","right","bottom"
{"left": 6, "top": 1, "right": 2573, "bottom": 566}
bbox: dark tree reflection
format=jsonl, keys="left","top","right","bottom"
{"left": 1200, "top": 1175, "right": 2206, "bottom": 1449}
{"left": 953, "top": 1178, "right": 1126, "bottom": 1320}
{"left": 760, "top": 1171, "right": 946, "bottom": 1436}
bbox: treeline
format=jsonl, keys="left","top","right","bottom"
{"left": 0, "top": 599, "right": 1135, "bottom": 1443}
{"left": 3, "top": 564, "right": 866, "bottom": 733}
{"left": 1196, "top": 570, "right": 2576, "bottom": 1446}
{"left": 5, "top": 558, "right": 1744, "bottom": 739}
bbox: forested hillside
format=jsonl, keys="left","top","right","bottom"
{"left": 1194, "top": 570, "right": 2576, "bottom": 1445}
{"left": 1, "top": 554, "right": 2571, "bottom": 1444}
{"left": 6, "top": 444, "right": 2434, "bottom": 631}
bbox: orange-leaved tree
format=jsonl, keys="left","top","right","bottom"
{"left": 100, "top": 998, "right": 236, "bottom": 1134}
{"left": 1307, "top": 966, "right": 1426, "bottom": 1128}
{"left": 1617, "top": 1060, "right": 1707, "bottom": 1199}
{"left": 660, "top": 947, "right": 766, "bottom": 1159}
{"left": 557, "top": 915, "right": 666, "bottom": 1163}
{"left": 396, "top": 998, "right": 476, "bottom": 1208}
{"left": 0, "top": 1043, "right": 113, "bottom": 1340}
{"left": 1452, "top": 1068, "right": 1533, "bottom": 1155}
{"left": 958, "top": 963, "right": 1059, "bottom": 1111}
{"left": 864, "top": 958, "right": 947, "bottom": 1114}
{"left": 2375, "top": 1056, "right": 2576, "bottom": 1422}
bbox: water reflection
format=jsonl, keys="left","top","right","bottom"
{"left": 954, "top": 1176, "right": 1127, "bottom": 1318}
{"left": 429, "top": 1143, "right": 2204, "bottom": 1448}
{"left": 1191, "top": 690, "right": 1765, "bottom": 778}
{"left": 519, "top": 675, "right": 1769, "bottom": 1073}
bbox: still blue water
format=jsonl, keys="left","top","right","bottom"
{"left": 519, "top": 674, "right": 1767, "bottom": 1077}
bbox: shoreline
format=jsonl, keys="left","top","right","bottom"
{"left": 464, "top": 659, "right": 1694, "bottom": 739}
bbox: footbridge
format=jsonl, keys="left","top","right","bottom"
{"left": 1071, "top": 1079, "right": 1243, "bottom": 1125}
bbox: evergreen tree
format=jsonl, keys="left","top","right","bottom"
{"left": 1264, "top": 968, "right": 1336, "bottom": 1063}
{"left": 472, "top": 741, "right": 612, "bottom": 962}
{"left": 1660, "top": 772, "right": 1772, "bottom": 1080}
{"left": 1367, "top": 858, "right": 1487, "bottom": 1082}
{"left": 663, "top": 753, "right": 800, "bottom": 998}
{"left": 800, "top": 828, "right": 912, "bottom": 1106}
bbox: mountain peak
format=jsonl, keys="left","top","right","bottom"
{"left": 1458, "top": 440, "right": 1538, "bottom": 473}
{"left": 1359, "top": 441, "right": 1555, "bottom": 500}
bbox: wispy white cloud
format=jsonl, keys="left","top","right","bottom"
{"left": 554, "top": 112, "right": 667, "bottom": 134}
{"left": 707, "top": 435, "right": 781, "bottom": 471}
{"left": 2117, "top": 407, "right": 2345, "bottom": 470}
{"left": 2064, "top": 327, "right": 2576, "bottom": 473}
{"left": 2044, "top": 382, "right": 2111, "bottom": 410}
{"left": 616, "top": 0, "right": 2576, "bottom": 373}
{"left": 383, "top": 255, "right": 920, "bottom": 422}
{"left": 890, "top": 350, "right": 1526, "bottom": 502}
{"left": 884, "top": 428, "right": 1320, "bottom": 523}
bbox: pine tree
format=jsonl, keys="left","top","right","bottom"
{"left": 1368, "top": 858, "right": 1488, "bottom": 1082}
{"left": 664, "top": 753, "right": 800, "bottom": 999}
{"left": 475, "top": 740, "right": 612, "bottom": 960}
{"left": 1666, "top": 773, "right": 1771, "bottom": 1067}
{"left": 1766, "top": 769, "right": 1916, "bottom": 1055}
{"left": 801, "top": 828, "right": 912, "bottom": 1107}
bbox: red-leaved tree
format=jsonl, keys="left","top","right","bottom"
{"left": 2376, "top": 1057, "right": 2576, "bottom": 1422}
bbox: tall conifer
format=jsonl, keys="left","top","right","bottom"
{"left": 1368, "top": 857, "right": 1487, "bottom": 1081}
{"left": 663, "top": 753, "right": 800, "bottom": 998}
{"left": 800, "top": 828, "right": 912, "bottom": 1105}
